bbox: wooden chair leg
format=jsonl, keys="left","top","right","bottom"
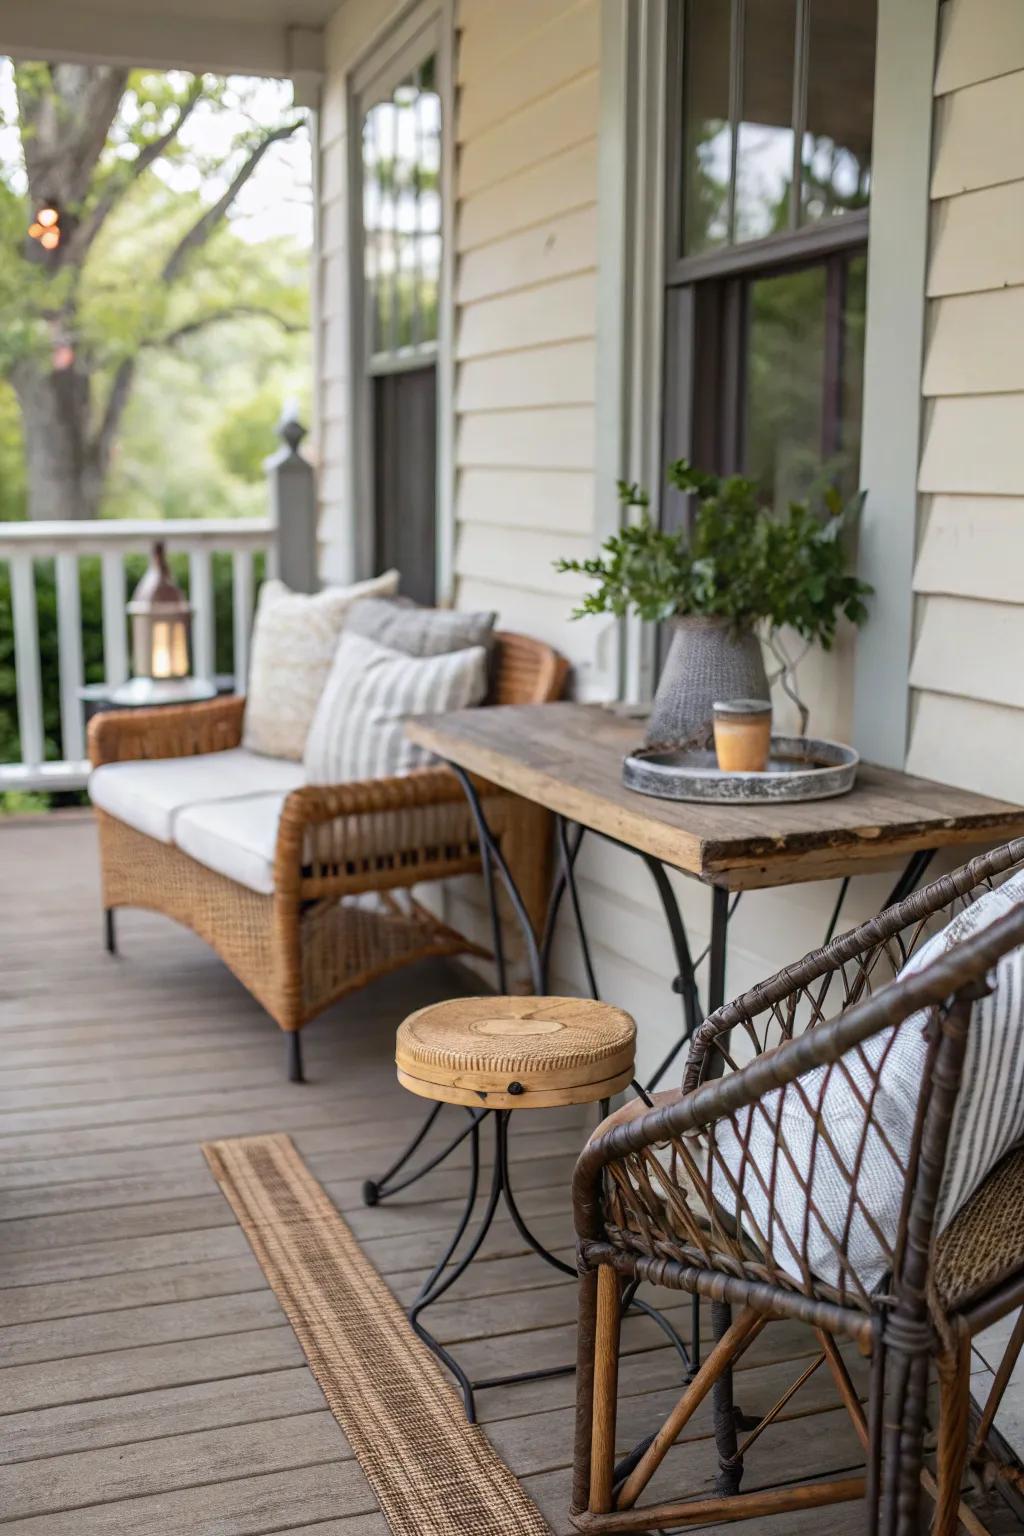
{"left": 935, "top": 1329, "right": 973, "bottom": 1536}
{"left": 971, "top": 1307, "right": 1024, "bottom": 1464}
{"left": 588, "top": 1266, "right": 623, "bottom": 1515}
{"left": 615, "top": 1305, "right": 765, "bottom": 1510}
{"left": 573, "top": 1268, "right": 600, "bottom": 1515}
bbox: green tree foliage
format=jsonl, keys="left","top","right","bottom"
{"left": 0, "top": 61, "right": 310, "bottom": 520}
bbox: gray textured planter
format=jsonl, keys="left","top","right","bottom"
{"left": 645, "top": 615, "right": 769, "bottom": 749}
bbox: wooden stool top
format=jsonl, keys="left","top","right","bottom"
{"left": 396, "top": 995, "right": 636, "bottom": 1110}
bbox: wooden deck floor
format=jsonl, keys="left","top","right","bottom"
{"left": 0, "top": 814, "right": 1018, "bottom": 1535}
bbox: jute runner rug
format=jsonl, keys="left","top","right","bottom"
{"left": 202, "top": 1131, "right": 553, "bottom": 1536}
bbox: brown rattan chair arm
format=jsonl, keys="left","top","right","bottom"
{"left": 573, "top": 901, "right": 1024, "bottom": 1244}
{"left": 683, "top": 836, "right": 1024, "bottom": 1092}
{"left": 273, "top": 767, "right": 507, "bottom": 892}
{"left": 278, "top": 766, "right": 472, "bottom": 828}
{"left": 87, "top": 696, "right": 246, "bottom": 767}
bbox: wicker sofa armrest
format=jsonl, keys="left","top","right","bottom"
{"left": 274, "top": 766, "right": 507, "bottom": 894}
{"left": 573, "top": 902, "right": 1024, "bottom": 1254}
{"left": 278, "top": 765, "right": 470, "bottom": 828}
{"left": 88, "top": 696, "right": 246, "bottom": 767}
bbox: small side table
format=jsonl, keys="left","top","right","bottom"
{"left": 395, "top": 994, "right": 690, "bottom": 1420}
{"left": 79, "top": 675, "right": 230, "bottom": 725}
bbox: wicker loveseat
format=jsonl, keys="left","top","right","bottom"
{"left": 88, "top": 630, "right": 567, "bottom": 1081}
{"left": 573, "top": 840, "right": 1024, "bottom": 1535}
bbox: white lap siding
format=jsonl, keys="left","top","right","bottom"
{"left": 444, "top": 0, "right": 896, "bottom": 1080}
{"left": 908, "top": 0, "right": 1024, "bottom": 800}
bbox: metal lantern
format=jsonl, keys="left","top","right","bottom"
{"left": 129, "top": 541, "right": 191, "bottom": 680}
{"left": 110, "top": 542, "right": 215, "bottom": 706}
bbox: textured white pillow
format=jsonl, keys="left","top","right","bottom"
{"left": 303, "top": 631, "right": 488, "bottom": 785}
{"left": 242, "top": 571, "right": 399, "bottom": 761}
{"left": 711, "top": 869, "right": 1024, "bottom": 1294}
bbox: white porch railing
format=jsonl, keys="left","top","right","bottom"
{"left": 0, "top": 518, "right": 275, "bottom": 792}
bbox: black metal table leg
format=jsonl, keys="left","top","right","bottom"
{"left": 557, "top": 815, "right": 599, "bottom": 998}
{"left": 641, "top": 856, "right": 703, "bottom": 1093}
{"left": 449, "top": 762, "right": 544, "bottom": 994}
{"left": 884, "top": 848, "right": 936, "bottom": 906}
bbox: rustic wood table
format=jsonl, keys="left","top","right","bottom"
{"left": 407, "top": 700, "right": 1024, "bottom": 1089}
{"left": 395, "top": 701, "right": 1024, "bottom": 1385}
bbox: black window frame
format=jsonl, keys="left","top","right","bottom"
{"left": 661, "top": 0, "right": 873, "bottom": 534}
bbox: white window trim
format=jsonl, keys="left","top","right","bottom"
{"left": 852, "top": 0, "right": 939, "bottom": 767}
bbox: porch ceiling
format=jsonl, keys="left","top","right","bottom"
{"left": 0, "top": 0, "right": 352, "bottom": 80}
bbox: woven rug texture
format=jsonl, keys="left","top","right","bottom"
{"left": 202, "top": 1131, "right": 553, "bottom": 1536}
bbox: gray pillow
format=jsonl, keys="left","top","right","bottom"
{"left": 346, "top": 596, "right": 496, "bottom": 658}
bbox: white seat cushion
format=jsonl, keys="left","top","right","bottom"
{"left": 175, "top": 793, "right": 285, "bottom": 896}
{"left": 89, "top": 749, "right": 304, "bottom": 845}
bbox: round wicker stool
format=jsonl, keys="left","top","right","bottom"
{"left": 392, "top": 996, "right": 688, "bottom": 1420}
{"left": 396, "top": 994, "right": 637, "bottom": 1110}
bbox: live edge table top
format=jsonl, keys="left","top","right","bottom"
{"left": 406, "top": 701, "right": 1024, "bottom": 892}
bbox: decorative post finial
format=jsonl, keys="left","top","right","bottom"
{"left": 277, "top": 400, "right": 307, "bottom": 456}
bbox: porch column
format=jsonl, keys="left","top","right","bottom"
{"left": 266, "top": 406, "right": 318, "bottom": 593}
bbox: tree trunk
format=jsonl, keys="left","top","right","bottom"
{"left": 11, "top": 361, "right": 105, "bottom": 521}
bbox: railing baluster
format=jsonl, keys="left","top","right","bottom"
{"left": 232, "top": 549, "right": 253, "bottom": 693}
{"left": 101, "top": 551, "right": 128, "bottom": 687}
{"left": 10, "top": 554, "right": 44, "bottom": 771}
{"left": 55, "top": 553, "right": 85, "bottom": 764}
{"left": 0, "top": 518, "right": 275, "bottom": 791}
{"left": 189, "top": 548, "right": 215, "bottom": 681}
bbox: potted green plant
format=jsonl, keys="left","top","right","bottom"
{"left": 555, "top": 461, "right": 872, "bottom": 749}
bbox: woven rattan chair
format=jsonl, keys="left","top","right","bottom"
{"left": 572, "top": 840, "right": 1024, "bottom": 1535}
{"left": 89, "top": 631, "right": 567, "bottom": 1081}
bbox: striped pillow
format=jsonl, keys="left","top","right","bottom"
{"left": 709, "top": 869, "right": 1024, "bottom": 1294}
{"left": 303, "top": 631, "right": 488, "bottom": 785}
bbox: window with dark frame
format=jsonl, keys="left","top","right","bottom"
{"left": 361, "top": 55, "right": 441, "bottom": 368}
{"left": 663, "top": 0, "right": 877, "bottom": 525}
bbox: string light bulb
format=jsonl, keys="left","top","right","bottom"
{"left": 27, "top": 201, "right": 63, "bottom": 255}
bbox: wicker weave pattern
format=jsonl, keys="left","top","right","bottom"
{"left": 398, "top": 996, "right": 636, "bottom": 1076}
{"left": 572, "top": 843, "right": 1024, "bottom": 1536}
{"left": 578, "top": 840, "right": 1024, "bottom": 1324}
{"left": 90, "top": 633, "right": 566, "bottom": 1035}
{"left": 934, "top": 1146, "right": 1024, "bottom": 1310}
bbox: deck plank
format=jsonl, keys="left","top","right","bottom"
{"left": 0, "top": 818, "right": 1012, "bottom": 1534}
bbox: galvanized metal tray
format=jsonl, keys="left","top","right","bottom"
{"left": 622, "top": 735, "right": 859, "bottom": 804}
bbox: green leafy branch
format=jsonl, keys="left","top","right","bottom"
{"left": 555, "top": 462, "right": 872, "bottom": 651}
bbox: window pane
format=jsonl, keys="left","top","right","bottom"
{"left": 734, "top": 0, "right": 797, "bottom": 243}
{"left": 801, "top": 0, "right": 877, "bottom": 223}
{"left": 744, "top": 265, "right": 827, "bottom": 510}
{"left": 681, "top": 0, "right": 732, "bottom": 255}
{"left": 361, "top": 57, "right": 441, "bottom": 358}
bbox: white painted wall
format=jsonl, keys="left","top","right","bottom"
{"left": 908, "top": 0, "right": 1024, "bottom": 801}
